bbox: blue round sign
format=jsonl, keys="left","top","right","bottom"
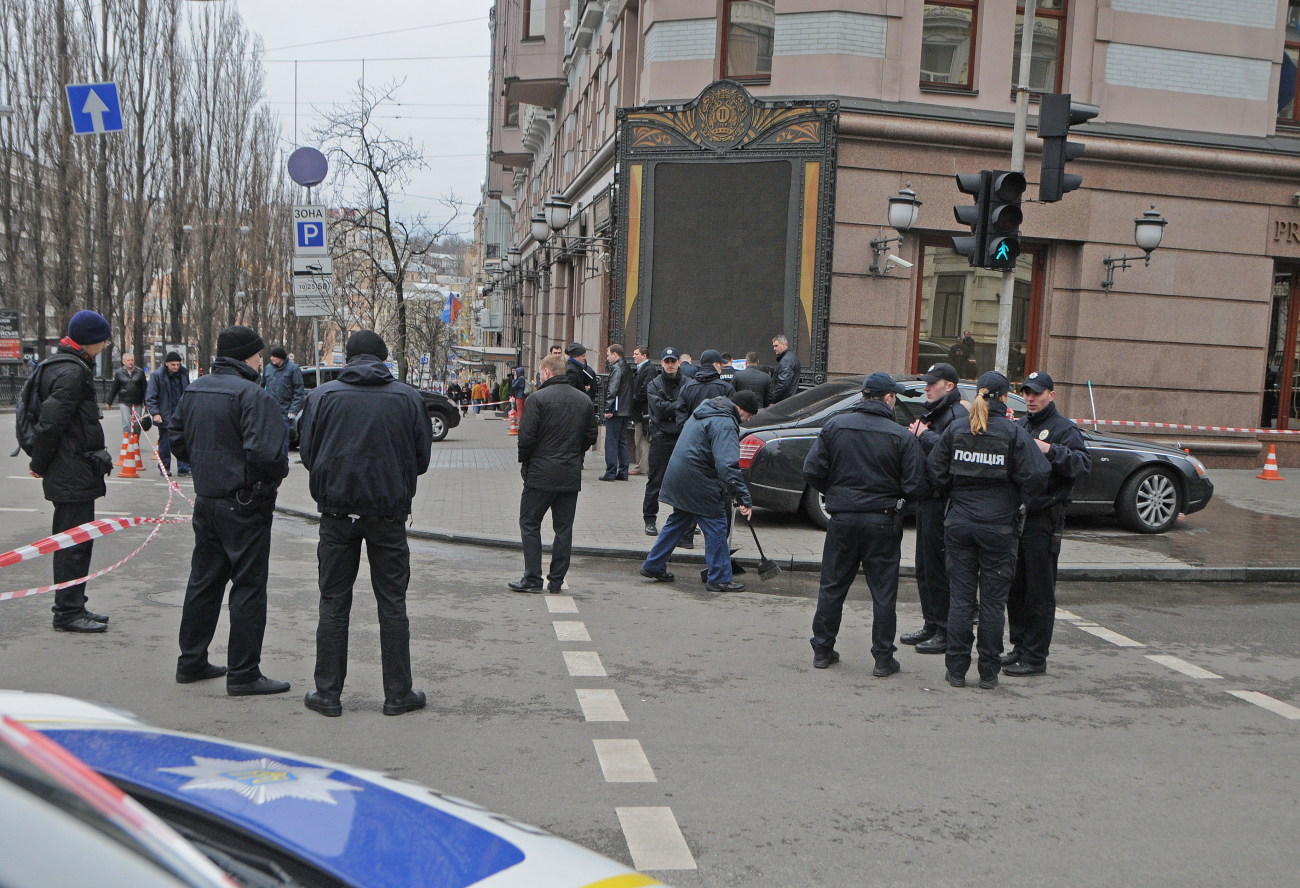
{"left": 287, "top": 147, "right": 328, "bottom": 187}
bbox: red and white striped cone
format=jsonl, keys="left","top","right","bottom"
{"left": 115, "top": 428, "right": 131, "bottom": 466}
{"left": 507, "top": 399, "right": 519, "bottom": 436}
{"left": 1256, "top": 444, "right": 1286, "bottom": 481}
{"left": 118, "top": 434, "right": 141, "bottom": 479}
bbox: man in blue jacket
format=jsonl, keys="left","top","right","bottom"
{"left": 298, "top": 331, "right": 432, "bottom": 717}
{"left": 146, "top": 350, "right": 190, "bottom": 477}
{"left": 262, "top": 346, "right": 305, "bottom": 431}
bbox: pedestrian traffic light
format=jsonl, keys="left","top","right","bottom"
{"left": 1038, "top": 92, "right": 1099, "bottom": 202}
{"left": 952, "top": 171, "right": 989, "bottom": 267}
{"left": 984, "top": 170, "right": 1025, "bottom": 270}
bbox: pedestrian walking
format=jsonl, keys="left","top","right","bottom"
{"left": 511, "top": 354, "right": 599, "bottom": 592}
{"left": 1003, "top": 371, "right": 1091, "bottom": 677}
{"left": 731, "top": 351, "right": 772, "bottom": 408}
{"left": 642, "top": 347, "right": 686, "bottom": 537}
{"left": 640, "top": 391, "right": 760, "bottom": 593}
{"left": 27, "top": 310, "right": 115, "bottom": 633}
{"left": 105, "top": 353, "right": 147, "bottom": 432}
{"left": 471, "top": 379, "right": 484, "bottom": 415}
{"left": 805, "top": 373, "right": 929, "bottom": 672}
{"left": 510, "top": 366, "right": 530, "bottom": 406}
{"left": 146, "top": 351, "right": 191, "bottom": 477}
{"left": 600, "top": 343, "right": 635, "bottom": 481}
{"left": 901, "top": 362, "right": 968, "bottom": 655}
{"left": 170, "top": 325, "right": 291, "bottom": 695}
{"left": 447, "top": 379, "right": 465, "bottom": 416}
{"left": 927, "top": 371, "right": 1050, "bottom": 690}
{"left": 629, "top": 346, "right": 659, "bottom": 475}
{"left": 770, "top": 334, "right": 801, "bottom": 403}
{"left": 298, "top": 331, "right": 432, "bottom": 717}
{"left": 262, "top": 345, "right": 305, "bottom": 433}
{"left": 564, "top": 342, "right": 599, "bottom": 402}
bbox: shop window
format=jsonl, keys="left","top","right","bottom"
{"left": 1013, "top": 1, "right": 1067, "bottom": 93}
{"left": 722, "top": 0, "right": 774, "bottom": 82}
{"left": 1279, "top": 1, "right": 1300, "bottom": 123}
{"left": 524, "top": 0, "right": 545, "bottom": 40}
{"left": 921, "top": 0, "right": 977, "bottom": 90}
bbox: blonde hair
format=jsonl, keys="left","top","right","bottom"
{"left": 539, "top": 355, "right": 567, "bottom": 378}
{"left": 968, "top": 389, "right": 1008, "bottom": 435}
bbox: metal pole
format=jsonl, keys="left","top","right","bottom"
{"left": 313, "top": 317, "right": 321, "bottom": 371}
{"left": 997, "top": 0, "right": 1037, "bottom": 377}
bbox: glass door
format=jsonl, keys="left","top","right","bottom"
{"left": 1265, "top": 269, "right": 1300, "bottom": 430}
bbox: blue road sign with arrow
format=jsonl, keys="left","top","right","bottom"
{"left": 65, "top": 82, "right": 123, "bottom": 135}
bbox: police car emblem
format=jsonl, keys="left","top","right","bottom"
{"left": 1039, "top": 430, "right": 1049, "bottom": 440}
{"left": 160, "top": 756, "right": 362, "bottom": 805}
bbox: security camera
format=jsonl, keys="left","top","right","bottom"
{"left": 886, "top": 254, "right": 913, "bottom": 269}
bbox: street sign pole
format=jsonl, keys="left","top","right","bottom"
{"left": 996, "top": 0, "right": 1037, "bottom": 377}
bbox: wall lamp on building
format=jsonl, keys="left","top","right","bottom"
{"left": 502, "top": 246, "right": 539, "bottom": 285}
{"left": 868, "top": 187, "right": 922, "bottom": 275}
{"left": 537, "top": 195, "right": 613, "bottom": 274}
{"left": 1101, "top": 206, "right": 1168, "bottom": 291}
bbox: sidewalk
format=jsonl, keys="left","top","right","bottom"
{"left": 275, "top": 413, "right": 1300, "bottom": 582}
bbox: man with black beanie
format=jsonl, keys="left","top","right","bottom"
{"left": 170, "top": 325, "right": 291, "bottom": 695}
{"left": 146, "top": 350, "right": 190, "bottom": 477}
{"left": 298, "top": 330, "right": 432, "bottom": 717}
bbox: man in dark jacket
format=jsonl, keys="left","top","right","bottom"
{"left": 675, "top": 349, "right": 734, "bottom": 431}
{"left": 640, "top": 391, "right": 759, "bottom": 593}
{"left": 804, "top": 373, "right": 929, "bottom": 672}
{"left": 902, "top": 362, "right": 969, "bottom": 654}
{"left": 564, "top": 341, "right": 599, "bottom": 403}
{"left": 1003, "top": 371, "right": 1091, "bottom": 676}
{"left": 600, "top": 343, "right": 635, "bottom": 481}
{"left": 298, "top": 331, "right": 432, "bottom": 717}
{"left": 511, "top": 354, "right": 599, "bottom": 592}
{"left": 170, "top": 325, "right": 291, "bottom": 696}
{"left": 262, "top": 345, "right": 305, "bottom": 429}
{"left": 732, "top": 351, "right": 772, "bottom": 407}
{"left": 771, "top": 334, "right": 801, "bottom": 403}
{"left": 29, "top": 310, "right": 114, "bottom": 633}
{"left": 629, "top": 346, "right": 659, "bottom": 475}
{"left": 642, "top": 347, "right": 685, "bottom": 536}
{"left": 105, "top": 353, "right": 147, "bottom": 433}
{"left": 146, "top": 351, "right": 191, "bottom": 477}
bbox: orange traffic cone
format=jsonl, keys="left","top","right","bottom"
{"left": 118, "top": 434, "right": 141, "bottom": 478}
{"left": 1256, "top": 444, "right": 1285, "bottom": 481}
{"left": 507, "top": 400, "right": 519, "bottom": 436}
{"left": 115, "top": 428, "right": 131, "bottom": 466}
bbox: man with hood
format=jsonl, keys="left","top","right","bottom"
{"left": 640, "top": 390, "right": 759, "bottom": 593}
{"left": 298, "top": 331, "right": 432, "bottom": 717}
{"left": 146, "top": 350, "right": 191, "bottom": 477}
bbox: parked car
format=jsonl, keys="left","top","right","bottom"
{"left": 1, "top": 690, "right": 666, "bottom": 888}
{"left": 738, "top": 375, "right": 1214, "bottom": 534}
{"left": 296, "top": 366, "right": 461, "bottom": 444}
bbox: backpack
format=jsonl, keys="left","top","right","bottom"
{"left": 12, "top": 354, "right": 83, "bottom": 458}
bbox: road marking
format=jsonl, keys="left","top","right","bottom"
{"left": 593, "top": 739, "right": 656, "bottom": 782}
{"left": 1055, "top": 608, "right": 1081, "bottom": 621}
{"left": 1226, "top": 690, "right": 1300, "bottom": 720}
{"left": 616, "top": 807, "right": 697, "bottom": 871}
{"left": 97, "top": 511, "right": 131, "bottom": 516}
{"left": 546, "top": 595, "right": 579, "bottom": 614}
{"left": 6, "top": 476, "right": 40, "bottom": 481}
{"left": 1145, "top": 655, "right": 1222, "bottom": 679}
{"left": 1072, "top": 623, "right": 1145, "bottom": 647}
{"left": 554, "top": 620, "right": 591, "bottom": 642}
{"left": 563, "top": 650, "right": 607, "bottom": 677}
{"left": 576, "top": 688, "right": 628, "bottom": 722}
{"left": 0, "top": 507, "right": 38, "bottom": 512}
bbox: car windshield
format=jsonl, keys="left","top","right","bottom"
{"left": 746, "top": 379, "right": 862, "bottom": 426}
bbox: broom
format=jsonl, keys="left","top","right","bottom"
{"left": 746, "top": 514, "right": 781, "bottom": 581}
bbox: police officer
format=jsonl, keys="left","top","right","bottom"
{"left": 903, "top": 362, "right": 968, "bottom": 654}
{"left": 642, "top": 347, "right": 686, "bottom": 537}
{"left": 1003, "top": 371, "right": 1091, "bottom": 676}
{"left": 928, "top": 371, "right": 1049, "bottom": 690}
{"left": 805, "top": 373, "right": 928, "bottom": 672}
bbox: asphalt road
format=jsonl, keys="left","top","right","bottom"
{"left": 0, "top": 468, "right": 1297, "bottom": 887}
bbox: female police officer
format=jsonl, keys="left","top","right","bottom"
{"left": 927, "top": 371, "right": 1049, "bottom": 689}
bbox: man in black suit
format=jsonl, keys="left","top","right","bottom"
{"left": 731, "top": 351, "right": 772, "bottom": 408}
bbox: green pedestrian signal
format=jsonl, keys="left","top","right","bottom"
{"left": 984, "top": 170, "right": 1025, "bottom": 271}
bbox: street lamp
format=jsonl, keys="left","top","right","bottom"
{"left": 1101, "top": 206, "right": 1168, "bottom": 291}
{"left": 868, "top": 186, "right": 922, "bottom": 275}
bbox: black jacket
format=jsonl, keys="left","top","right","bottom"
{"left": 564, "top": 356, "right": 598, "bottom": 402}
{"left": 299, "top": 355, "right": 432, "bottom": 516}
{"left": 106, "top": 366, "right": 146, "bottom": 406}
{"left": 803, "top": 399, "right": 929, "bottom": 514}
{"left": 646, "top": 370, "right": 686, "bottom": 438}
{"left": 170, "top": 358, "right": 289, "bottom": 499}
{"left": 771, "top": 349, "right": 801, "bottom": 403}
{"left": 518, "top": 376, "right": 599, "bottom": 492}
{"left": 660, "top": 397, "right": 751, "bottom": 518}
{"left": 928, "top": 401, "right": 1051, "bottom": 526}
{"left": 145, "top": 365, "right": 189, "bottom": 425}
{"left": 603, "top": 357, "right": 636, "bottom": 418}
{"left": 731, "top": 366, "right": 772, "bottom": 407}
{"left": 917, "top": 389, "right": 968, "bottom": 455}
{"left": 1017, "top": 401, "right": 1092, "bottom": 514}
{"left": 675, "top": 368, "right": 734, "bottom": 431}
{"left": 30, "top": 345, "right": 108, "bottom": 504}
{"left": 632, "top": 359, "right": 661, "bottom": 419}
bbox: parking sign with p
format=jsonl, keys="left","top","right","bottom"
{"left": 292, "top": 205, "right": 329, "bottom": 257}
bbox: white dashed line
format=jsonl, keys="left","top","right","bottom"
{"left": 553, "top": 620, "right": 591, "bottom": 642}
{"left": 546, "top": 595, "right": 579, "bottom": 614}
{"left": 0, "top": 507, "right": 38, "bottom": 512}
{"left": 1072, "top": 623, "right": 1145, "bottom": 647}
{"left": 1145, "top": 655, "right": 1222, "bottom": 679}
{"left": 1226, "top": 690, "right": 1300, "bottom": 720}
{"left": 616, "top": 807, "right": 697, "bottom": 871}
{"left": 1055, "top": 608, "right": 1081, "bottom": 621}
{"left": 575, "top": 688, "right": 628, "bottom": 722}
{"left": 593, "top": 739, "right": 656, "bottom": 782}
{"left": 5, "top": 476, "right": 39, "bottom": 481}
{"left": 563, "top": 650, "right": 607, "bottom": 677}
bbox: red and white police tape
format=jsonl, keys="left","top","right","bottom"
{"left": 1071, "top": 419, "right": 1300, "bottom": 436}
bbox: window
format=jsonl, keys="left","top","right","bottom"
{"left": 1279, "top": 1, "right": 1300, "bottom": 123}
{"left": 524, "top": 0, "right": 545, "bottom": 40}
{"left": 921, "top": 0, "right": 977, "bottom": 89}
{"left": 1013, "top": 1, "right": 1067, "bottom": 93}
{"left": 722, "top": 0, "right": 774, "bottom": 82}
{"left": 505, "top": 102, "right": 519, "bottom": 128}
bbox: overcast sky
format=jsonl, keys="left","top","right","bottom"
{"left": 231, "top": 0, "right": 495, "bottom": 239}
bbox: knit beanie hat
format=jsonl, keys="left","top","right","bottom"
{"left": 164, "top": 351, "right": 182, "bottom": 364}
{"left": 67, "top": 310, "right": 111, "bottom": 346}
{"left": 730, "top": 390, "right": 761, "bottom": 415}
{"left": 269, "top": 346, "right": 288, "bottom": 361}
{"left": 216, "top": 325, "right": 265, "bottom": 361}
{"left": 345, "top": 330, "right": 389, "bottom": 360}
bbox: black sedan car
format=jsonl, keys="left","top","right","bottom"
{"left": 297, "top": 367, "right": 461, "bottom": 443}
{"left": 739, "top": 376, "right": 1214, "bottom": 534}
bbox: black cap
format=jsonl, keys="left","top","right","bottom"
{"left": 565, "top": 342, "right": 587, "bottom": 357}
{"left": 660, "top": 347, "right": 680, "bottom": 361}
{"left": 269, "top": 345, "right": 288, "bottom": 361}
{"left": 1019, "top": 371, "right": 1055, "bottom": 393}
{"left": 346, "top": 330, "right": 389, "bottom": 361}
{"left": 216, "top": 325, "right": 265, "bottom": 361}
{"left": 730, "top": 390, "right": 761, "bottom": 415}
{"left": 861, "top": 372, "right": 909, "bottom": 395}
{"left": 976, "top": 370, "right": 1011, "bottom": 398}
{"left": 699, "top": 349, "right": 723, "bottom": 365}
{"left": 920, "top": 362, "right": 959, "bottom": 385}
{"left": 164, "top": 351, "right": 182, "bottom": 364}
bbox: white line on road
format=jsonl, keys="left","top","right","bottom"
{"left": 553, "top": 621, "right": 591, "bottom": 642}
{"left": 5, "top": 476, "right": 39, "bottom": 481}
{"left": 0, "top": 507, "right": 38, "bottom": 512}
{"left": 593, "top": 739, "right": 656, "bottom": 782}
{"left": 575, "top": 688, "right": 628, "bottom": 722}
{"left": 1145, "top": 655, "right": 1222, "bottom": 679}
{"left": 546, "top": 595, "right": 579, "bottom": 614}
{"left": 1073, "top": 623, "right": 1145, "bottom": 647}
{"left": 1055, "top": 608, "right": 1081, "bottom": 621}
{"left": 563, "top": 650, "right": 607, "bottom": 677}
{"left": 616, "top": 807, "right": 697, "bottom": 871}
{"left": 97, "top": 511, "right": 132, "bottom": 516}
{"left": 1226, "top": 690, "right": 1300, "bottom": 720}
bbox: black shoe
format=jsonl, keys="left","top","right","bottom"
{"left": 304, "top": 691, "right": 342, "bottom": 717}
{"left": 813, "top": 650, "right": 840, "bottom": 669}
{"left": 945, "top": 671, "right": 966, "bottom": 688}
{"left": 678, "top": 536, "right": 695, "bottom": 549}
{"left": 915, "top": 632, "right": 947, "bottom": 654}
{"left": 644, "top": 521, "right": 658, "bottom": 536}
{"left": 546, "top": 580, "right": 564, "bottom": 593}
{"left": 705, "top": 581, "right": 745, "bottom": 593}
{"left": 177, "top": 469, "right": 191, "bottom": 477}
{"left": 175, "top": 663, "right": 227, "bottom": 684}
{"left": 508, "top": 578, "right": 543, "bottom": 593}
{"left": 227, "top": 676, "right": 291, "bottom": 696}
{"left": 84, "top": 610, "right": 110, "bottom": 623}
{"left": 615, "top": 475, "right": 629, "bottom": 481}
{"left": 978, "top": 673, "right": 999, "bottom": 690}
{"left": 873, "top": 658, "right": 902, "bottom": 678}
{"left": 598, "top": 474, "right": 617, "bottom": 481}
{"left": 1000, "top": 649, "right": 1023, "bottom": 667}
{"left": 639, "top": 567, "right": 675, "bottom": 582}
{"left": 383, "top": 690, "right": 426, "bottom": 716}
{"left": 53, "top": 616, "right": 107, "bottom": 633}
{"left": 899, "top": 627, "right": 934, "bottom": 645}
{"left": 1004, "top": 661, "right": 1047, "bottom": 677}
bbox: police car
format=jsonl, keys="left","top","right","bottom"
{"left": 0, "top": 691, "right": 664, "bottom": 888}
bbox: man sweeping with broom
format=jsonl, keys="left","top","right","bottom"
{"left": 805, "top": 373, "right": 929, "bottom": 673}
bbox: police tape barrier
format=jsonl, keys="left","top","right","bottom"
{"left": 1072, "top": 419, "right": 1300, "bottom": 436}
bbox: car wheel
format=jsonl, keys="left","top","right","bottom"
{"left": 801, "top": 486, "right": 829, "bottom": 530}
{"left": 429, "top": 412, "right": 449, "bottom": 443}
{"left": 1117, "top": 465, "right": 1182, "bottom": 533}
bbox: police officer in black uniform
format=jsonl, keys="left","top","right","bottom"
{"left": 806, "top": 373, "right": 929, "bottom": 672}
{"left": 1003, "top": 371, "right": 1091, "bottom": 676}
{"left": 643, "top": 347, "right": 686, "bottom": 536}
{"left": 928, "top": 371, "right": 1049, "bottom": 689}
{"left": 903, "top": 362, "right": 968, "bottom": 654}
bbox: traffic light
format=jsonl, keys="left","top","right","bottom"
{"left": 1038, "top": 92, "right": 1099, "bottom": 202}
{"left": 952, "top": 171, "right": 989, "bottom": 267}
{"left": 985, "top": 170, "right": 1025, "bottom": 270}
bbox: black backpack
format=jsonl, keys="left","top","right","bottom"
{"left": 12, "top": 354, "right": 84, "bottom": 458}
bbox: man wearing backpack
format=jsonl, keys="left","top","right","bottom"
{"left": 26, "top": 310, "right": 116, "bottom": 633}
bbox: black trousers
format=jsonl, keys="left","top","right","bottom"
{"left": 810, "top": 512, "right": 901, "bottom": 663}
{"left": 642, "top": 433, "right": 676, "bottom": 521}
{"left": 1007, "top": 510, "right": 1062, "bottom": 667}
{"left": 51, "top": 501, "right": 96, "bottom": 622}
{"left": 177, "top": 495, "right": 274, "bottom": 684}
{"left": 314, "top": 514, "right": 412, "bottom": 700}
{"left": 944, "top": 521, "right": 1019, "bottom": 680}
{"left": 913, "top": 497, "right": 950, "bottom": 633}
{"left": 520, "top": 487, "right": 579, "bottom": 585}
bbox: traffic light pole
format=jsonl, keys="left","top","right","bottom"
{"left": 996, "top": 0, "right": 1037, "bottom": 378}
